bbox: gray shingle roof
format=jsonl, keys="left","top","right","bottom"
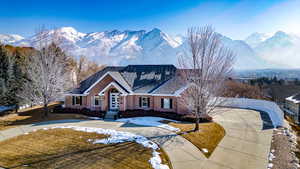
{"left": 70, "top": 64, "right": 182, "bottom": 95}
{"left": 120, "top": 65, "right": 177, "bottom": 93}
{"left": 70, "top": 66, "right": 125, "bottom": 94}
{"left": 152, "top": 74, "right": 186, "bottom": 95}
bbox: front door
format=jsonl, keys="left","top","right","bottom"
{"left": 110, "top": 92, "right": 120, "bottom": 110}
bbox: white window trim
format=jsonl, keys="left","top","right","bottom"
{"left": 73, "top": 96, "right": 81, "bottom": 106}
{"left": 141, "top": 97, "right": 149, "bottom": 108}
{"left": 98, "top": 82, "right": 128, "bottom": 96}
{"left": 83, "top": 72, "right": 132, "bottom": 94}
{"left": 92, "top": 96, "right": 101, "bottom": 107}
{"left": 163, "top": 98, "right": 171, "bottom": 109}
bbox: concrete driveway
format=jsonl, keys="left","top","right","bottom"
{"left": 0, "top": 108, "right": 273, "bottom": 169}
{"left": 203, "top": 108, "right": 273, "bottom": 169}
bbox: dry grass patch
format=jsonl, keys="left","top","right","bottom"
{"left": 0, "top": 103, "right": 88, "bottom": 131}
{"left": 161, "top": 120, "right": 225, "bottom": 158}
{"left": 0, "top": 128, "right": 172, "bottom": 169}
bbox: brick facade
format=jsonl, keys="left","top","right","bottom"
{"left": 65, "top": 74, "right": 189, "bottom": 114}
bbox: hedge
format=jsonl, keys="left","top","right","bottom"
{"left": 53, "top": 107, "right": 106, "bottom": 118}
{"left": 118, "top": 109, "right": 212, "bottom": 123}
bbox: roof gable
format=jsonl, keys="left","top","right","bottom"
{"left": 76, "top": 66, "right": 124, "bottom": 94}
{"left": 69, "top": 64, "right": 182, "bottom": 95}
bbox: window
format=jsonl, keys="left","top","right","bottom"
{"left": 161, "top": 98, "right": 173, "bottom": 109}
{"left": 142, "top": 97, "right": 149, "bottom": 108}
{"left": 139, "top": 97, "right": 150, "bottom": 108}
{"left": 94, "top": 95, "right": 101, "bottom": 107}
{"left": 72, "top": 96, "right": 82, "bottom": 105}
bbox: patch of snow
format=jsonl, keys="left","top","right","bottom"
{"left": 117, "top": 117, "right": 180, "bottom": 132}
{"left": 26, "top": 126, "right": 169, "bottom": 169}
{"left": 150, "top": 151, "right": 169, "bottom": 169}
{"left": 88, "top": 117, "right": 102, "bottom": 120}
{"left": 268, "top": 152, "right": 276, "bottom": 161}
{"left": 268, "top": 163, "right": 273, "bottom": 168}
{"left": 201, "top": 148, "right": 208, "bottom": 153}
{"left": 286, "top": 95, "right": 300, "bottom": 104}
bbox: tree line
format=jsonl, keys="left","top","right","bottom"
{"left": 0, "top": 28, "right": 103, "bottom": 116}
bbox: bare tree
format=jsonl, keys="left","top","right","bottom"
{"left": 75, "top": 55, "right": 87, "bottom": 85}
{"left": 178, "top": 26, "right": 235, "bottom": 131}
{"left": 19, "top": 27, "right": 71, "bottom": 118}
{"left": 73, "top": 55, "right": 104, "bottom": 86}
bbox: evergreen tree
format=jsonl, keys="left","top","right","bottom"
{"left": 0, "top": 44, "right": 11, "bottom": 105}
{"left": 0, "top": 44, "right": 27, "bottom": 109}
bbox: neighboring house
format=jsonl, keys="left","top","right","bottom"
{"left": 283, "top": 93, "right": 300, "bottom": 123}
{"left": 65, "top": 65, "right": 189, "bottom": 114}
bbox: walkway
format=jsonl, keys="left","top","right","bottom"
{"left": 0, "top": 108, "right": 273, "bottom": 169}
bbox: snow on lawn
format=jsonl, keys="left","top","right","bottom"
{"left": 27, "top": 126, "right": 169, "bottom": 169}
{"left": 117, "top": 117, "right": 180, "bottom": 132}
{"left": 88, "top": 117, "right": 102, "bottom": 120}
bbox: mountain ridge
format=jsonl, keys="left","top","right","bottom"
{"left": 0, "top": 27, "right": 299, "bottom": 69}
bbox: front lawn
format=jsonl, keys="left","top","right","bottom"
{"left": 0, "top": 128, "right": 172, "bottom": 169}
{"left": 0, "top": 103, "right": 88, "bottom": 131}
{"left": 161, "top": 120, "right": 225, "bottom": 158}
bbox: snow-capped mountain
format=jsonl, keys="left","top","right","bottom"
{"left": 12, "top": 27, "right": 184, "bottom": 66}
{"left": 0, "top": 34, "right": 24, "bottom": 44}
{"left": 220, "top": 35, "right": 272, "bottom": 69}
{"left": 1, "top": 26, "right": 297, "bottom": 69}
{"left": 249, "top": 31, "right": 300, "bottom": 68}
{"left": 245, "top": 32, "right": 272, "bottom": 48}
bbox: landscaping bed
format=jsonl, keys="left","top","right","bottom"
{"left": 268, "top": 127, "right": 299, "bottom": 169}
{"left": 161, "top": 120, "right": 225, "bottom": 158}
{"left": 0, "top": 128, "right": 172, "bottom": 169}
{"left": 118, "top": 110, "right": 212, "bottom": 123}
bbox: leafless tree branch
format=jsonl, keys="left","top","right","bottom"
{"left": 178, "top": 25, "right": 235, "bottom": 131}
{"left": 18, "top": 26, "right": 71, "bottom": 117}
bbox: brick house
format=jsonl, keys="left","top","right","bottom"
{"left": 284, "top": 93, "right": 300, "bottom": 123}
{"left": 65, "top": 65, "right": 190, "bottom": 114}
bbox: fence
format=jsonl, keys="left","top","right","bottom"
{"left": 219, "top": 97, "right": 284, "bottom": 127}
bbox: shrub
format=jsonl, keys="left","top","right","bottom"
{"left": 118, "top": 110, "right": 212, "bottom": 123}
{"left": 53, "top": 107, "right": 106, "bottom": 118}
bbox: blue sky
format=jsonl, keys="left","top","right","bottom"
{"left": 1, "top": 0, "right": 300, "bottom": 39}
